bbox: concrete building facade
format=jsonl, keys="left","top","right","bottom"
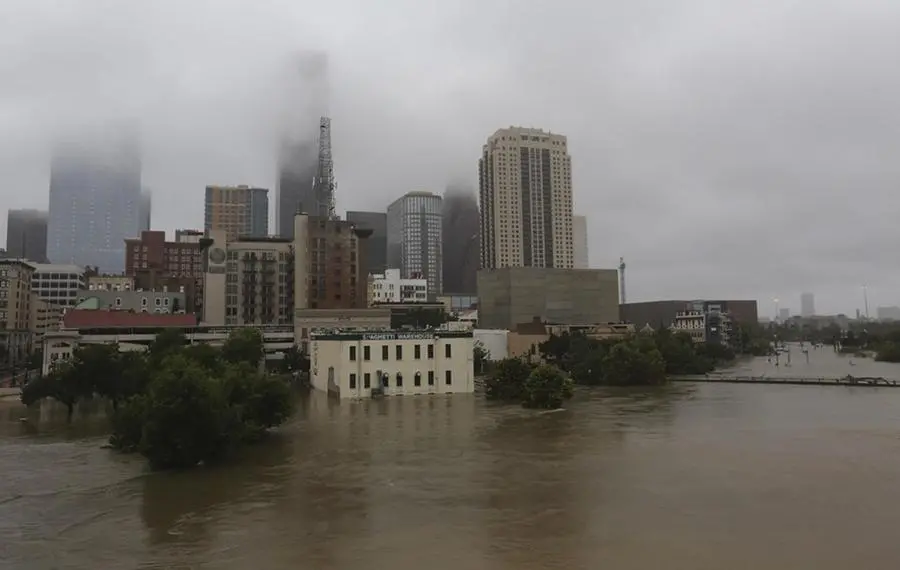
{"left": 28, "top": 263, "right": 87, "bottom": 307}
{"left": 204, "top": 185, "right": 269, "bottom": 241}
{"left": 6, "top": 209, "right": 48, "bottom": 263}
{"left": 309, "top": 329, "right": 475, "bottom": 399}
{"left": 368, "top": 269, "right": 427, "bottom": 305}
{"left": 478, "top": 127, "right": 574, "bottom": 270}
{"left": 572, "top": 214, "right": 588, "bottom": 269}
{"left": 0, "top": 260, "right": 36, "bottom": 361}
{"left": 387, "top": 191, "right": 443, "bottom": 298}
{"left": 477, "top": 267, "right": 619, "bottom": 330}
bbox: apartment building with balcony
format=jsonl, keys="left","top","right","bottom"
{"left": 671, "top": 301, "right": 734, "bottom": 345}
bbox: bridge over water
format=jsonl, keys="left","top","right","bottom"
{"left": 669, "top": 375, "right": 900, "bottom": 387}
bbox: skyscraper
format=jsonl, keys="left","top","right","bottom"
{"left": 387, "top": 191, "right": 443, "bottom": 298}
{"left": 204, "top": 185, "right": 269, "bottom": 241}
{"left": 573, "top": 214, "right": 588, "bottom": 269}
{"left": 276, "top": 52, "right": 330, "bottom": 237}
{"left": 478, "top": 126, "right": 574, "bottom": 269}
{"left": 47, "top": 129, "right": 142, "bottom": 273}
{"left": 441, "top": 189, "right": 479, "bottom": 294}
{"left": 346, "top": 211, "right": 387, "bottom": 274}
{"left": 5, "top": 209, "right": 48, "bottom": 262}
{"left": 800, "top": 292, "right": 815, "bottom": 317}
{"left": 139, "top": 188, "right": 152, "bottom": 232}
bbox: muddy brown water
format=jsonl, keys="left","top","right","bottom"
{"left": 2, "top": 349, "right": 900, "bottom": 569}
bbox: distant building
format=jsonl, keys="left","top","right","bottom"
{"left": 368, "top": 269, "right": 427, "bottom": 305}
{"left": 441, "top": 190, "right": 479, "bottom": 295}
{"left": 477, "top": 267, "right": 619, "bottom": 330}
{"left": 877, "top": 306, "right": 900, "bottom": 321}
{"left": 6, "top": 209, "right": 48, "bottom": 263}
{"left": 0, "top": 260, "right": 36, "bottom": 361}
{"left": 204, "top": 185, "right": 269, "bottom": 241}
{"left": 572, "top": 214, "right": 588, "bottom": 269}
{"left": 139, "top": 188, "right": 152, "bottom": 232}
{"left": 124, "top": 230, "right": 207, "bottom": 316}
{"left": 47, "top": 130, "right": 142, "bottom": 273}
{"left": 74, "top": 290, "right": 186, "bottom": 314}
{"left": 30, "top": 297, "right": 61, "bottom": 340}
{"left": 88, "top": 275, "right": 134, "bottom": 292}
{"left": 620, "top": 299, "right": 759, "bottom": 330}
{"left": 306, "top": 217, "right": 371, "bottom": 310}
{"left": 202, "top": 233, "right": 296, "bottom": 327}
{"left": 28, "top": 263, "right": 87, "bottom": 308}
{"left": 800, "top": 292, "right": 815, "bottom": 318}
{"left": 779, "top": 308, "right": 790, "bottom": 322}
{"left": 479, "top": 126, "right": 574, "bottom": 270}
{"left": 672, "top": 301, "right": 734, "bottom": 345}
{"left": 346, "top": 211, "right": 387, "bottom": 274}
{"left": 309, "top": 329, "right": 475, "bottom": 399}
{"left": 387, "top": 191, "right": 443, "bottom": 298}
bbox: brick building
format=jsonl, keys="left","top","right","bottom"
{"left": 124, "top": 230, "right": 209, "bottom": 316}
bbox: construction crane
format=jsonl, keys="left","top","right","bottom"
{"left": 618, "top": 257, "right": 627, "bottom": 304}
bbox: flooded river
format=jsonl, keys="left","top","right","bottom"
{"left": 3, "top": 350, "right": 900, "bottom": 569}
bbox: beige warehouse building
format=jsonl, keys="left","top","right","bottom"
{"left": 478, "top": 127, "right": 574, "bottom": 270}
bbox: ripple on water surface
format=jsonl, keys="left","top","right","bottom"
{"left": 3, "top": 377, "right": 900, "bottom": 570}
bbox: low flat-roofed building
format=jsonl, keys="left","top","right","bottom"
{"left": 508, "top": 319, "right": 635, "bottom": 360}
{"left": 310, "top": 329, "right": 475, "bottom": 399}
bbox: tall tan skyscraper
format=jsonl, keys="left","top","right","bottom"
{"left": 204, "top": 185, "right": 269, "bottom": 241}
{"left": 478, "top": 127, "right": 574, "bottom": 269}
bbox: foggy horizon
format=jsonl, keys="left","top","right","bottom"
{"left": 2, "top": 0, "right": 899, "bottom": 315}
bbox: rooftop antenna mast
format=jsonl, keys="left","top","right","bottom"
{"left": 618, "top": 257, "right": 627, "bottom": 304}
{"left": 315, "top": 116, "right": 337, "bottom": 219}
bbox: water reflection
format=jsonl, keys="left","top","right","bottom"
{"left": 5, "top": 383, "right": 900, "bottom": 569}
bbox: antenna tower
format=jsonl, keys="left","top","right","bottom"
{"left": 314, "top": 116, "right": 337, "bottom": 219}
{"left": 618, "top": 257, "right": 627, "bottom": 304}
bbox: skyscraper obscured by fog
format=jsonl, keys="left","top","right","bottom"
{"left": 139, "top": 188, "right": 152, "bottom": 232}
{"left": 5, "top": 209, "right": 48, "bottom": 262}
{"left": 573, "top": 215, "right": 588, "bottom": 269}
{"left": 276, "top": 52, "right": 331, "bottom": 237}
{"left": 47, "top": 128, "right": 142, "bottom": 273}
{"left": 441, "top": 188, "right": 479, "bottom": 294}
{"left": 800, "top": 292, "right": 815, "bottom": 317}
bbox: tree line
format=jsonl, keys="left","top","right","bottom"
{"left": 484, "top": 329, "right": 740, "bottom": 409}
{"left": 21, "top": 328, "right": 297, "bottom": 470}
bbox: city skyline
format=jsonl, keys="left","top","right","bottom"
{"left": 3, "top": 1, "right": 900, "bottom": 313}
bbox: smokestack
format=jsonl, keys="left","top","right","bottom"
{"left": 618, "top": 257, "right": 626, "bottom": 304}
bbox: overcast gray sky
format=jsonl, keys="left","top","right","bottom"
{"left": 2, "top": 0, "right": 899, "bottom": 316}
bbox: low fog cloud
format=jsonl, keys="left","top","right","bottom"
{"left": 2, "top": 0, "right": 900, "bottom": 314}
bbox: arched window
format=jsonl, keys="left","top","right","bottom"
{"left": 414, "top": 371, "right": 422, "bottom": 387}
{"left": 396, "top": 372, "right": 403, "bottom": 387}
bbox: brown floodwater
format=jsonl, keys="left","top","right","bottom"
{"left": 2, "top": 349, "right": 900, "bottom": 569}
